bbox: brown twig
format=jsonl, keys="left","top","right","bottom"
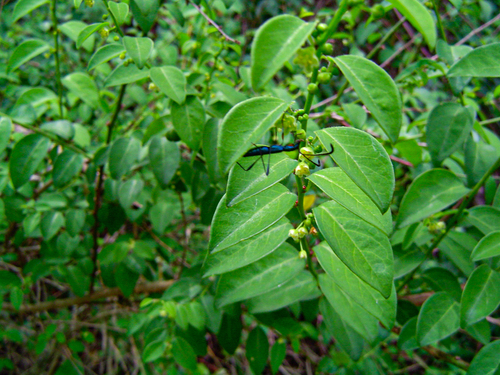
{"left": 2, "top": 280, "right": 173, "bottom": 313}
{"left": 190, "top": 1, "right": 240, "bottom": 44}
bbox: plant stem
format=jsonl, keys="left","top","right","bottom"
{"left": 366, "top": 17, "right": 406, "bottom": 59}
{"left": 431, "top": 0, "right": 448, "bottom": 42}
{"left": 301, "top": 237, "right": 318, "bottom": 281}
{"left": 50, "top": 0, "right": 63, "bottom": 118}
{"left": 89, "top": 84, "right": 126, "bottom": 294}
{"left": 101, "top": 0, "right": 125, "bottom": 37}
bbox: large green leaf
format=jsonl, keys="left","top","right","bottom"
{"left": 308, "top": 168, "right": 392, "bottom": 235}
{"left": 314, "top": 242, "right": 396, "bottom": 328}
{"left": 202, "top": 118, "right": 222, "bottom": 185}
{"left": 467, "top": 340, "right": 500, "bottom": 375}
{"left": 246, "top": 327, "right": 269, "bottom": 375}
{"left": 148, "top": 136, "right": 180, "bottom": 188}
{"left": 7, "top": 39, "right": 49, "bottom": 72}
{"left": 334, "top": 55, "right": 402, "bottom": 143}
{"left": 460, "top": 264, "right": 500, "bottom": 328}
{"left": 59, "top": 21, "right": 95, "bottom": 52}
{"left": 40, "top": 120, "right": 75, "bottom": 141}
{"left": 203, "top": 218, "right": 291, "bottom": 277}
{"left": 215, "top": 243, "right": 305, "bottom": 307}
{"left": 396, "top": 169, "right": 470, "bottom": 228}
{"left": 319, "top": 298, "right": 365, "bottom": 361}
{"left": 171, "top": 337, "right": 197, "bottom": 372}
{"left": 319, "top": 274, "right": 379, "bottom": 344}
{"left": 246, "top": 271, "right": 320, "bottom": 314}
{"left": 426, "top": 103, "right": 474, "bottom": 166}
{"left": 226, "top": 153, "right": 297, "bottom": 207}
{"left": 314, "top": 201, "right": 393, "bottom": 298}
{"left": 41, "top": 211, "right": 65, "bottom": 241}
{"left": 471, "top": 231, "right": 500, "bottom": 261}
{"left": 62, "top": 73, "right": 100, "bottom": 109}
{"left": 316, "top": 127, "right": 394, "bottom": 213}
{"left": 129, "top": 0, "right": 159, "bottom": 33}
{"left": 88, "top": 43, "right": 124, "bottom": 71}
{"left": 10, "top": 134, "right": 51, "bottom": 188}
{"left": 109, "top": 137, "right": 141, "bottom": 180}
{"left": 150, "top": 66, "right": 186, "bottom": 105}
{"left": 464, "top": 137, "right": 499, "bottom": 187}
{"left": 422, "top": 268, "right": 462, "bottom": 302}
{"left": 66, "top": 209, "right": 85, "bottom": 237}
{"left": 53, "top": 150, "right": 84, "bottom": 187}
{"left": 398, "top": 317, "right": 419, "bottom": 350}
{"left": 217, "top": 97, "right": 288, "bottom": 176}
{"left": 12, "top": 0, "right": 49, "bottom": 23}
{"left": 387, "top": 0, "right": 436, "bottom": 49}
{"left": 466, "top": 206, "right": 500, "bottom": 235}
{"left": 416, "top": 292, "right": 460, "bottom": 346}
{"left": 118, "top": 179, "right": 144, "bottom": 209}
{"left": 108, "top": 1, "right": 129, "bottom": 25}
{"left": 208, "top": 184, "right": 296, "bottom": 253}
{"left": 448, "top": 43, "right": 500, "bottom": 77}
{"left": 251, "top": 15, "right": 315, "bottom": 90}
{"left": 123, "top": 36, "right": 153, "bottom": 69}
{"left": 104, "top": 64, "right": 150, "bottom": 87}
{"left": 170, "top": 95, "right": 205, "bottom": 150}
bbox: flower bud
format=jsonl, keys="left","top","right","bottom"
{"left": 297, "top": 227, "right": 308, "bottom": 238}
{"left": 295, "top": 162, "right": 310, "bottom": 177}
{"left": 289, "top": 229, "right": 300, "bottom": 242}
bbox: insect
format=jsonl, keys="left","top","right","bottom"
{"left": 237, "top": 140, "right": 334, "bottom": 176}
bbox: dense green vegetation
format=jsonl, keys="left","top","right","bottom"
{"left": 1, "top": 0, "right": 500, "bottom": 373}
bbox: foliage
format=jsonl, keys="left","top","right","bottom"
{"left": 1, "top": 0, "right": 500, "bottom": 373}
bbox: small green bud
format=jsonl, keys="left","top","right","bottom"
{"left": 297, "top": 109, "right": 305, "bottom": 115}
{"left": 302, "top": 114, "right": 309, "bottom": 120}
{"left": 317, "top": 23, "right": 328, "bottom": 32}
{"left": 102, "top": 14, "right": 109, "bottom": 20}
{"left": 307, "top": 83, "right": 318, "bottom": 93}
{"left": 148, "top": 82, "right": 157, "bottom": 91}
{"left": 123, "top": 60, "right": 130, "bottom": 67}
{"left": 299, "top": 249, "right": 307, "bottom": 259}
{"left": 295, "top": 162, "right": 310, "bottom": 177}
{"left": 298, "top": 115, "right": 304, "bottom": 121}
{"left": 119, "top": 52, "right": 126, "bottom": 60}
{"left": 321, "top": 43, "right": 334, "bottom": 55}
{"left": 98, "top": 27, "right": 109, "bottom": 39}
{"left": 113, "top": 35, "right": 120, "bottom": 42}
{"left": 295, "top": 129, "right": 306, "bottom": 140}
{"left": 371, "top": 4, "right": 385, "bottom": 19}
{"left": 289, "top": 229, "right": 300, "bottom": 242}
{"left": 304, "top": 218, "right": 312, "bottom": 228}
{"left": 297, "top": 227, "right": 308, "bottom": 238}
{"left": 318, "top": 72, "right": 332, "bottom": 84}
{"left": 84, "top": 0, "right": 94, "bottom": 7}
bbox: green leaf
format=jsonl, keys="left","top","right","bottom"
{"left": 460, "top": 264, "right": 500, "bottom": 327}
{"left": 471, "top": 231, "right": 500, "bottom": 261}
{"left": 104, "top": 64, "right": 150, "bottom": 87}
{"left": 123, "top": 36, "right": 153, "bottom": 69}
{"left": 108, "top": 137, "right": 141, "bottom": 180}
{"left": 467, "top": 340, "right": 500, "bottom": 375}
{"left": 88, "top": 43, "right": 124, "bottom": 71}
{"left": 308, "top": 168, "right": 392, "bottom": 235}
{"left": 149, "top": 201, "right": 177, "bottom": 234}
{"left": 66, "top": 209, "right": 85, "bottom": 237}
{"left": 148, "top": 135, "right": 180, "bottom": 188}
{"left": 10, "top": 286, "right": 23, "bottom": 311}
{"left": 76, "top": 22, "right": 108, "bottom": 49}
{"left": 396, "top": 169, "right": 469, "bottom": 228}
{"left": 440, "top": 232, "right": 475, "bottom": 277}
{"left": 171, "top": 337, "right": 197, "bottom": 372}
{"left": 227, "top": 153, "right": 298, "bottom": 207}
{"left": 316, "top": 127, "right": 394, "bottom": 213}
{"left": 202, "top": 118, "right": 222, "bottom": 185}
{"left": 53, "top": 150, "right": 84, "bottom": 187}
{"left": 387, "top": 0, "right": 436, "bottom": 49}
{"left": 217, "top": 312, "right": 242, "bottom": 355}
{"left": 12, "top": 0, "right": 49, "bottom": 23}
{"left": 314, "top": 201, "right": 393, "bottom": 298}
{"left": 422, "top": 267, "right": 462, "bottom": 301}
{"left": 129, "top": 0, "right": 158, "bottom": 32}
{"left": 40, "top": 120, "right": 75, "bottom": 140}
{"left": 115, "top": 263, "right": 139, "bottom": 297}
{"left": 448, "top": 43, "right": 500, "bottom": 77}
{"left": 398, "top": 317, "right": 419, "bottom": 350}
{"left": 319, "top": 273, "right": 379, "bottom": 344}
{"left": 466, "top": 206, "right": 500, "bottom": 235}
{"left": 204, "top": 218, "right": 291, "bottom": 277}
{"left": 7, "top": 39, "right": 49, "bottom": 72}
{"left": 334, "top": 55, "right": 402, "bottom": 143}
{"left": 416, "top": 292, "right": 460, "bottom": 346}
{"left": 118, "top": 179, "right": 144, "bottom": 209}
{"left": 270, "top": 342, "right": 287, "bottom": 375}
{"left": 15, "top": 87, "right": 57, "bottom": 109}
{"left": 246, "top": 271, "right": 320, "bottom": 314}
{"left": 62, "top": 73, "right": 100, "bottom": 109}
{"left": 10, "top": 134, "right": 51, "bottom": 188}
{"left": 319, "top": 298, "right": 365, "bottom": 361}
{"left": 59, "top": 21, "right": 95, "bottom": 52}
{"left": 208, "top": 184, "right": 296, "bottom": 253}
{"left": 170, "top": 95, "right": 205, "bottom": 150}
{"left": 246, "top": 326, "right": 269, "bottom": 375}
{"left": 0, "top": 117, "right": 12, "bottom": 155}
{"left": 426, "top": 103, "right": 474, "bottom": 166}
{"left": 314, "top": 242, "right": 396, "bottom": 328}
{"left": 217, "top": 97, "right": 288, "bottom": 176}
{"left": 251, "top": 15, "right": 315, "bottom": 90}
{"left": 464, "top": 137, "right": 499, "bottom": 187}
{"left": 215, "top": 243, "right": 305, "bottom": 307}
{"left": 142, "top": 339, "right": 166, "bottom": 362}
{"left": 466, "top": 319, "right": 491, "bottom": 345}
{"left": 108, "top": 1, "right": 129, "bottom": 25}
{"left": 150, "top": 66, "right": 186, "bottom": 105}
{"left": 66, "top": 265, "right": 89, "bottom": 297}
{"left": 41, "top": 211, "right": 65, "bottom": 241}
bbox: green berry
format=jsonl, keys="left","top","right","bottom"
{"left": 318, "top": 72, "right": 332, "bottom": 84}
{"left": 322, "top": 43, "right": 333, "bottom": 55}
{"left": 317, "top": 23, "right": 328, "bottom": 32}
{"left": 307, "top": 83, "right": 318, "bottom": 93}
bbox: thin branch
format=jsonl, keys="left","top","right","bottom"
{"left": 190, "top": 2, "right": 240, "bottom": 44}
{"left": 2, "top": 280, "right": 173, "bottom": 313}
{"left": 422, "top": 346, "right": 469, "bottom": 370}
